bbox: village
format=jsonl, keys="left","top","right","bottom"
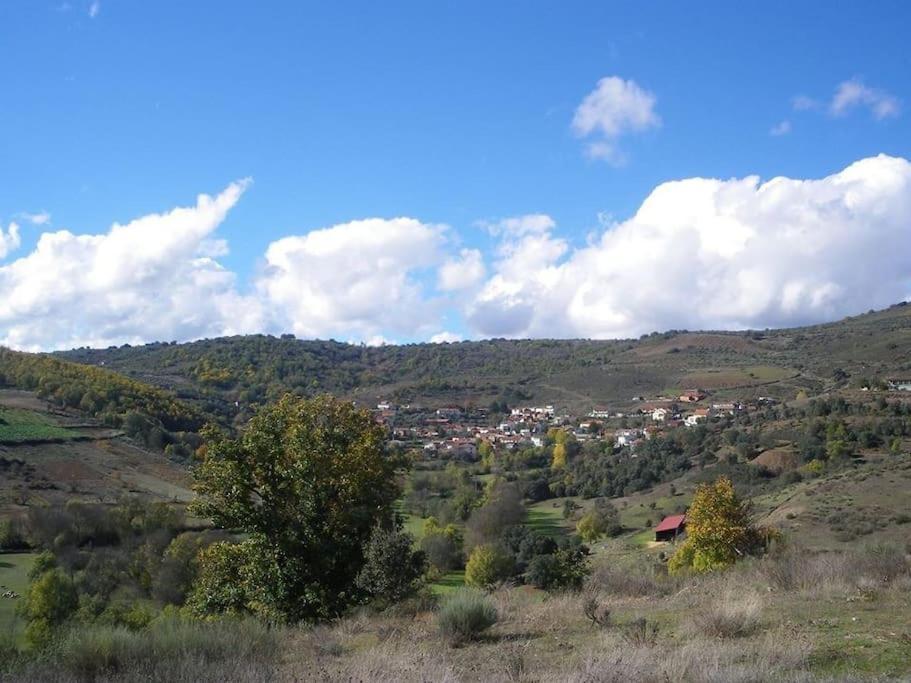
{"left": 369, "top": 389, "right": 774, "bottom": 462}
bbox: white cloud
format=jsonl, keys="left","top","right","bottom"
{"left": 464, "top": 155, "right": 911, "bottom": 339}
{"left": 438, "top": 248, "right": 485, "bottom": 291}
{"left": 18, "top": 211, "right": 51, "bottom": 226}
{"left": 769, "top": 120, "right": 792, "bottom": 136}
{"left": 256, "top": 217, "right": 447, "bottom": 341}
{"left": 792, "top": 95, "right": 819, "bottom": 111}
{"left": 0, "top": 223, "right": 21, "bottom": 259}
{"left": 88, "top": 0, "right": 100, "bottom": 18}
{"left": 572, "top": 76, "right": 660, "bottom": 164}
{"left": 429, "top": 331, "right": 463, "bottom": 344}
{"left": 830, "top": 78, "right": 900, "bottom": 119}
{"left": 0, "top": 181, "right": 263, "bottom": 350}
{"left": 480, "top": 214, "right": 555, "bottom": 238}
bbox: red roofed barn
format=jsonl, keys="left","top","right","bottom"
{"left": 654, "top": 513, "right": 687, "bottom": 542}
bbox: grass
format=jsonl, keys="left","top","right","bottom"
{"left": 429, "top": 570, "right": 465, "bottom": 596}
{"left": 0, "top": 552, "right": 35, "bottom": 645}
{"left": 0, "top": 407, "right": 77, "bottom": 443}
{"left": 525, "top": 500, "right": 571, "bottom": 538}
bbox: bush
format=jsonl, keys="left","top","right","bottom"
{"left": 526, "top": 546, "right": 589, "bottom": 591}
{"left": 464, "top": 544, "right": 514, "bottom": 588}
{"left": 437, "top": 589, "right": 497, "bottom": 645}
{"left": 355, "top": 523, "right": 427, "bottom": 604}
{"left": 29, "top": 615, "right": 279, "bottom": 681}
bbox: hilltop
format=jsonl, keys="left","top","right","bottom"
{"left": 54, "top": 302, "right": 911, "bottom": 419}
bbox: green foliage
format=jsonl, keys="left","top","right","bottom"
{"left": 669, "top": 476, "right": 759, "bottom": 574}
{"left": 0, "top": 407, "right": 76, "bottom": 443}
{"left": 420, "top": 518, "right": 463, "bottom": 572}
{"left": 355, "top": 524, "right": 427, "bottom": 604}
{"left": 0, "top": 517, "right": 27, "bottom": 550}
{"left": 0, "top": 347, "right": 205, "bottom": 454}
{"left": 190, "top": 394, "right": 406, "bottom": 621}
{"left": 21, "top": 569, "right": 78, "bottom": 648}
{"left": 436, "top": 588, "right": 497, "bottom": 645}
{"left": 526, "top": 546, "right": 590, "bottom": 590}
{"left": 576, "top": 500, "right": 622, "bottom": 542}
{"left": 464, "top": 544, "right": 514, "bottom": 588}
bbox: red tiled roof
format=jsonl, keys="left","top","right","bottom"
{"left": 655, "top": 514, "right": 686, "bottom": 532}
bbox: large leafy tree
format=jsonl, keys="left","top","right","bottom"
{"left": 190, "top": 394, "right": 406, "bottom": 621}
{"left": 669, "top": 476, "right": 759, "bottom": 574}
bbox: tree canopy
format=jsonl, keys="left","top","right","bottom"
{"left": 189, "top": 393, "right": 406, "bottom": 621}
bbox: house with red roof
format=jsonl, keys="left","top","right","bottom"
{"left": 654, "top": 513, "right": 687, "bottom": 542}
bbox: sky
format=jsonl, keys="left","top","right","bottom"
{"left": 1, "top": 1, "right": 909, "bottom": 350}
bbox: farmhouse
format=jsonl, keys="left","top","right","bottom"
{"left": 654, "top": 513, "right": 687, "bottom": 542}
{"left": 679, "top": 389, "right": 706, "bottom": 403}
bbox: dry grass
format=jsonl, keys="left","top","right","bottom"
{"left": 684, "top": 591, "right": 762, "bottom": 639}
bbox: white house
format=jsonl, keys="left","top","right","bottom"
{"left": 651, "top": 407, "right": 670, "bottom": 422}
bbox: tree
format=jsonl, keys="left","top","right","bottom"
{"left": 464, "top": 544, "right": 515, "bottom": 588}
{"left": 189, "top": 394, "right": 406, "bottom": 621}
{"left": 355, "top": 523, "right": 427, "bottom": 604}
{"left": 20, "top": 569, "right": 78, "bottom": 648}
{"left": 576, "top": 500, "right": 622, "bottom": 542}
{"left": 669, "top": 476, "right": 759, "bottom": 574}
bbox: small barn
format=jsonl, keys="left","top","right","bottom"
{"left": 654, "top": 514, "right": 686, "bottom": 542}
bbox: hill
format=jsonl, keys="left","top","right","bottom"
{"left": 54, "top": 302, "right": 911, "bottom": 417}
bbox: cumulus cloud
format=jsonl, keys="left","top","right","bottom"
{"left": 572, "top": 76, "right": 660, "bottom": 164}
{"left": 769, "top": 120, "right": 792, "bottom": 136}
{"left": 0, "top": 223, "right": 21, "bottom": 259}
{"left": 429, "top": 331, "right": 463, "bottom": 344}
{"left": 0, "top": 181, "right": 263, "bottom": 350}
{"left": 464, "top": 155, "right": 911, "bottom": 339}
{"left": 830, "top": 78, "right": 900, "bottom": 119}
{"left": 256, "top": 217, "right": 447, "bottom": 341}
{"left": 438, "top": 248, "right": 485, "bottom": 291}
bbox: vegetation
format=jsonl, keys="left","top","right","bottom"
{"left": 0, "top": 348, "right": 206, "bottom": 455}
{"left": 669, "top": 476, "right": 764, "bottom": 573}
{"left": 436, "top": 588, "right": 498, "bottom": 645}
{"left": 189, "top": 394, "right": 407, "bottom": 621}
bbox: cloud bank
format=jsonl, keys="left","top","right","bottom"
{"left": 1, "top": 155, "right": 909, "bottom": 350}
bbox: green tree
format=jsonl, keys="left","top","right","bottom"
{"left": 576, "top": 501, "right": 622, "bottom": 542}
{"left": 355, "top": 523, "right": 427, "bottom": 604}
{"left": 20, "top": 569, "right": 78, "bottom": 648}
{"left": 189, "top": 394, "right": 406, "bottom": 621}
{"left": 669, "top": 476, "right": 758, "bottom": 574}
{"left": 464, "top": 544, "right": 515, "bottom": 588}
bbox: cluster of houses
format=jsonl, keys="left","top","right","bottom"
{"left": 369, "top": 388, "right": 769, "bottom": 461}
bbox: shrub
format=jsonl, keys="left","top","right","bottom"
{"left": 619, "top": 617, "right": 659, "bottom": 646}
{"left": 36, "top": 615, "right": 278, "bottom": 680}
{"left": 437, "top": 589, "right": 498, "bottom": 645}
{"left": 586, "top": 558, "right": 676, "bottom": 597}
{"left": 526, "top": 547, "right": 589, "bottom": 591}
{"left": 355, "top": 523, "right": 427, "bottom": 604}
{"left": 464, "top": 544, "right": 514, "bottom": 588}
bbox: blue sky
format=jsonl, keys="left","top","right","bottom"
{"left": 1, "top": 1, "right": 910, "bottom": 349}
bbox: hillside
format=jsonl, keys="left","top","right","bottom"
{"left": 54, "top": 302, "right": 911, "bottom": 418}
{"left": 0, "top": 390, "right": 193, "bottom": 519}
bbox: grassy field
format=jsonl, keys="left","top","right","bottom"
{"left": 0, "top": 407, "right": 77, "bottom": 443}
{"left": 428, "top": 570, "right": 464, "bottom": 596}
{"left": 0, "top": 552, "right": 34, "bottom": 645}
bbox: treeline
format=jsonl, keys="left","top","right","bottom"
{"left": 0, "top": 348, "right": 206, "bottom": 456}
{"left": 57, "top": 335, "right": 630, "bottom": 413}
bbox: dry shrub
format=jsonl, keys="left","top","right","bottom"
{"left": 684, "top": 591, "right": 762, "bottom": 639}
{"left": 619, "top": 617, "right": 659, "bottom": 647}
